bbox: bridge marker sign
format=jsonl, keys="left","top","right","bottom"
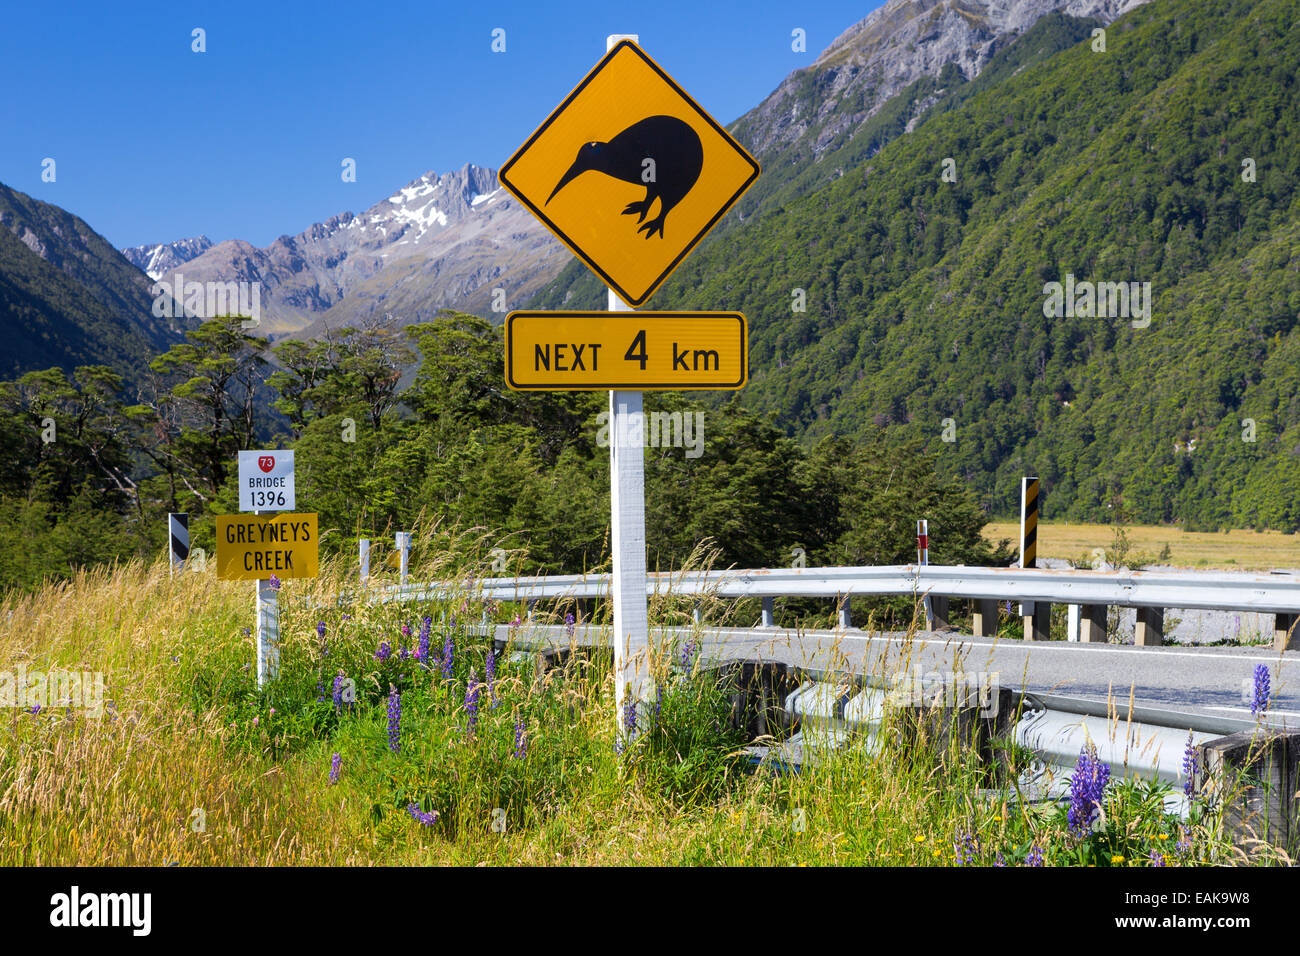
{"left": 505, "top": 311, "right": 747, "bottom": 390}
{"left": 215, "top": 513, "right": 319, "bottom": 581}
{"left": 238, "top": 449, "right": 295, "bottom": 511}
{"left": 498, "top": 38, "right": 759, "bottom": 307}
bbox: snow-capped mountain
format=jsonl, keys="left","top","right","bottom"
{"left": 142, "top": 164, "right": 564, "bottom": 335}
{"left": 121, "top": 235, "right": 213, "bottom": 281}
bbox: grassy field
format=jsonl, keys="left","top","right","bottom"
{"left": 0, "top": 532, "right": 1277, "bottom": 866}
{"left": 982, "top": 521, "right": 1300, "bottom": 570}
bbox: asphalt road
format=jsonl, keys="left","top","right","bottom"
{"left": 502, "top": 623, "right": 1298, "bottom": 728}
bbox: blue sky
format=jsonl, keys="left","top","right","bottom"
{"left": 0, "top": 0, "right": 882, "bottom": 250}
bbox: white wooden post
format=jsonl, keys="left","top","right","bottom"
{"left": 396, "top": 531, "right": 411, "bottom": 586}
{"left": 607, "top": 33, "right": 650, "bottom": 749}
{"left": 254, "top": 508, "right": 278, "bottom": 688}
{"left": 256, "top": 577, "right": 279, "bottom": 688}
{"left": 359, "top": 538, "right": 370, "bottom": 583}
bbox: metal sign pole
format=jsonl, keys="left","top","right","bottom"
{"left": 606, "top": 32, "right": 649, "bottom": 751}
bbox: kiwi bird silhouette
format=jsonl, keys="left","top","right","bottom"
{"left": 545, "top": 115, "right": 703, "bottom": 239}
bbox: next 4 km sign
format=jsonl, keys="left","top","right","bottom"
{"left": 505, "top": 311, "right": 746, "bottom": 391}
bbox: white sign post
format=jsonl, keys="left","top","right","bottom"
{"left": 606, "top": 33, "right": 652, "bottom": 752}
{"left": 238, "top": 449, "right": 294, "bottom": 688}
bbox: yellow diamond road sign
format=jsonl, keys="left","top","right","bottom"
{"left": 499, "top": 40, "right": 760, "bottom": 307}
{"left": 506, "top": 311, "right": 747, "bottom": 391}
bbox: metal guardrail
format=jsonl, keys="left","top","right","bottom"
{"left": 372, "top": 564, "right": 1300, "bottom": 614}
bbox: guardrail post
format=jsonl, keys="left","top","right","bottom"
{"left": 761, "top": 596, "right": 775, "bottom": 627}
{"left": 929, "top": 595, "right": 949, "bottom": 630}
{"left": 1135, "top": 606, "right": 1163, "bottom": 646}
{"left": 1022, "top": 601, "right": 1050, "bottom": 641}
{"left": 1275, "top": 613, "right": 1298, "bottom": 651}
{"left": 1079, "top": 604, "right": 1108, "bottom": 642}
{"left": 972, "top": 599, "right": 999, "bottom": 637}
{"left": 527, "top": 598, "right": 537, "bottom": 620}
{"left": 359, "top": 538, "right": 370, "bottom": 584}
{"left": 692, "top": 605, "right": 702, "bottom": 625}
{"left": 1199, "top": 729, "right": 1300, "bottom": 857}
{"left": 838, "top": 596, "right": 851, "bottom": 630}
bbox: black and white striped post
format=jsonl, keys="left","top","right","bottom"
{"left": 1019, "top": 477, "right": 1050, "bottom": 640}
{"left": 168, "top": 513, "right": 189, "bottom": 573}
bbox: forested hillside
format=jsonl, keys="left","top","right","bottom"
{"left": 532, "top": 0, "right": 1300, "bottom": 530}
{"left": 0, "top": 312, "right": 1011, "bottom": 593}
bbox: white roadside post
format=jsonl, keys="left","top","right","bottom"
{"left": 917, "top": 519, "right": 932, "bottom": 629}
{"left": 607, "top": 32, "right": 651, "bottom": 752}
{"left": 359, "top": 538, "right": 370, "bottom": 584}
{"left": 396, "top": 531, "right": 411, "bottom": 587}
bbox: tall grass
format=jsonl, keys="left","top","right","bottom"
{"left": 0, "top": 537, "right": 1272, "bottom": 866}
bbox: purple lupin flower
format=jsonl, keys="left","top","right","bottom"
{"left": 407, "top": 803, "right": 439, "bottom": 826}
{"left": 954, "top": 829, "right": 979, "bottom": 866}
{"left": 328, "top": 752, "right": 341, "bottom": 785}
{"left": 679, "top": 640, "right": 697, "bottom": 671}
{"left": 1024, "top": 844, "right": 1044, "bottom": 867}
{"left": 622, "top": 693, "right": 637, "bottom": 738}
{"left": 1251, "top": 664, "right": 1271, "bottom": 717}
{"left": 417, "top": 616, "right": 432, "bottom": 663}
{"left": 486, "top": 648, "right": 497, "bottom": 709}
{"left": 1067, "top": 743, "right": 1110, "bottom": 836}
{"left": 316, "top": 621, "right": 327, "bottom": 639}
{"left": 993, "top": 853, "right": 1006, "bottom": 867}
{"left": 465, "top": 670, "right": 479, "bottom": 737}
{"left": 1182, "top": 732, "right": 1198, "bottom": 799}
{"left": 565, "top": 612, "right": 575, "bottom": 637}
{"left": 387, "top": 685, "right": 401, "bottom": 753}
{"left": 316, "top": 678, "right": 326, "bottom": 703}
{"left": 513, "top": 719, "right": 527, "bottom": 760}
{"left": 268, "top": 575, "right": 281, "bottom": 590}
{"left": 1148, "top": 849, "right": 1165, "bottom": 867}
{"left": 375, "top": 639, "right": 391, "bottom": 662}
{"left": 442, "top": 633, "right": 454, "bottom": 681}
{"left": 332, "top": 672, "right": 346, "bottom": 712}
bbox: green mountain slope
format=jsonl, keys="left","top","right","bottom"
{"left": 534, "top": 0, "right": 1300, "bottom": 531}
{"left": 0, "top": 183, "right": 181, "bottom": 388}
